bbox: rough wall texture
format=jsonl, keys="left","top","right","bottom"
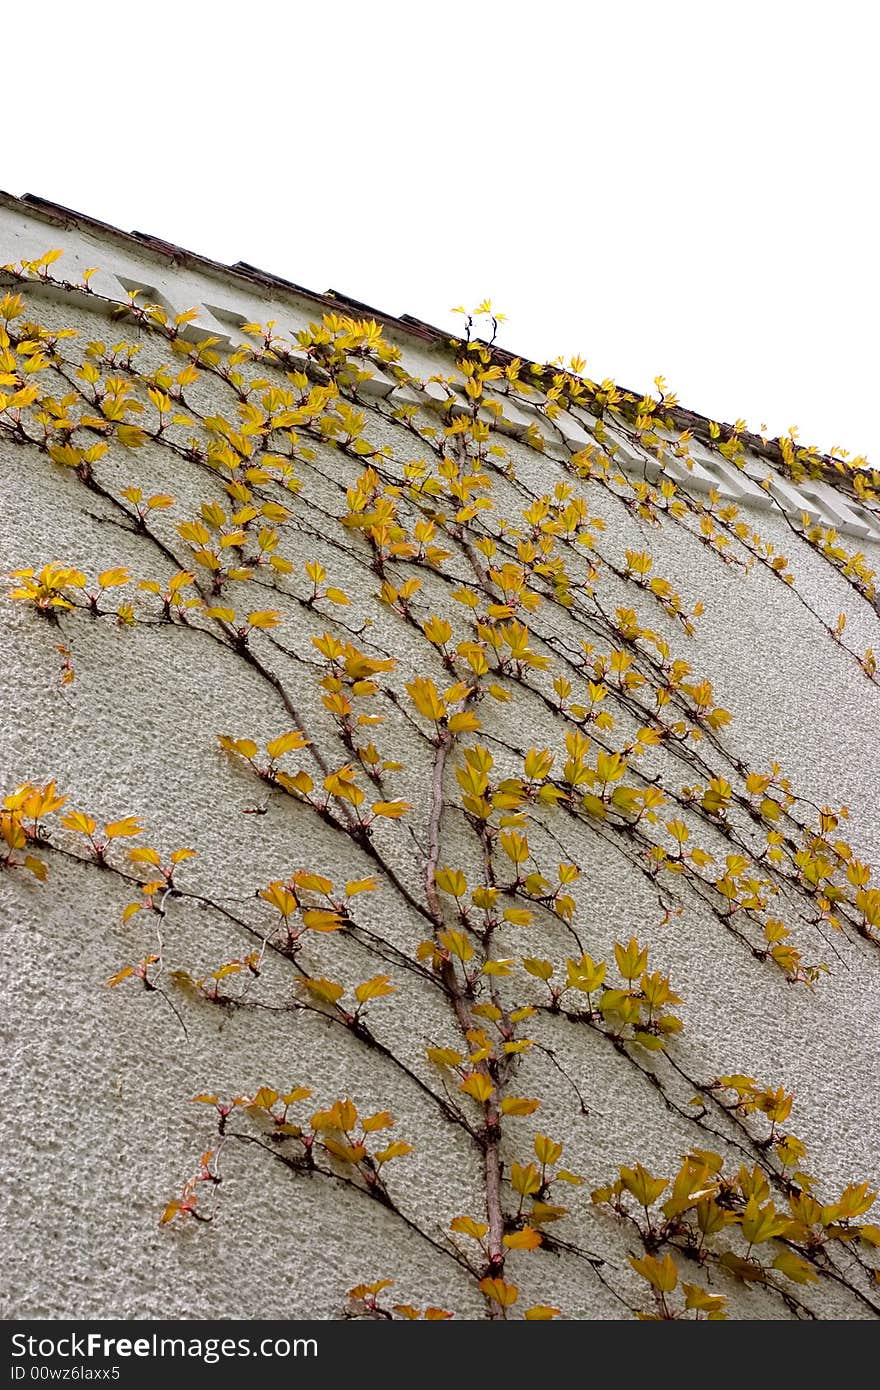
{"left": 2, "top": 200, "right": 880, "bottom": 1322}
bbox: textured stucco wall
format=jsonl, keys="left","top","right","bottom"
{"left": 2, "top": 203, "right": 880, "bottom": 1321}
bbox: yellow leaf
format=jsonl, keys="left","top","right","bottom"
{"left": 375, "top": 1141, "right": 413, "bottom": 1164}
{"left": 581, "top": 792, "right": 607, "bottom": 820}
{"left": 511, "top": 1161, "right": 541, "bottom": 1196}
{"left": 503, "top": 907, "right": 533, "bottom": 926}
{"left": 291, "top": 871, "right": 334, "bottom": 894}
{"left": 302, "top": 908, "right": 346, "bottom": 932}
{"left": 503, "top": 1227, "right": 542, "bottom": 1250}
{"left": 834, "top": 1180, "right": 876, "bottom": 1220}
{"left": 718, "top": 1251, "right": 768, "bottom": 1284}
{"left": 250, "top": 1086, "right": 279, "bottom": 1110}
{"left": 406, "top": 677, "right": 446, "bottom": 723}
{"left": 500, "top": 1097, "right": 540, "bottom": 1117}
{"left": 523, "top": 957, "right": 554, "bottom": 982}
{"left": 450, "top": 1215, "right": 489, "bottom": 1241}
{"left": 260, "top": 882, "right": 297, "bottom": 917}
{"left": 128, "top": 846, "right": 162, "bottom": 866}
{"left": 117, "top": 424, "right": 147, "bottom": 449}
{"left": 459, "top": 1073, "right": 494, "bottom": 1103}
{"left": 500, "top": 830, "right": 529, "bottom": 864}
{"left": 301, "top": 977, "right": 345, "bottom": 1003}
{"left": 282, "top": 1086, "right": 313, "bottom": 1105}
{"left": 629, "top": 1252, "right": 678, "bottom": 1293}
{"left": 97, "top": 567, "right": 131, "bottom": 589}
{"left": 682, "top": 1283, "right": 728, "bottom": 1316}
{"left": 439, "top": 929, "right": 474, "bottom": 962}
{"left": 361, "top": 1111, "right": 394, "bottom": 1132}
{"left": 435, "top": 866, "right": 468, "bottom": 897}
{"left": 105, "top": 817, "right": 143, "bottom": 840}
{"left": 478, "top": 1278, "right": 518, "bottom": 1307}
{"left": 354, "top": 974, "right": 396, "bottom": 1003}
{"left": 614, "top": 936, "right": 649, "bottom": 981}
{"left": 596, "top": 750, "right": 626, "bottom": 783}
{"left": 620, "top": 1162, "right": 667, "bottom": 1208}
{"left": 423, "top": 616, "right": 452, "bottom": 645}
{"left": 448, "top": 711, "right": 482, "bottom": 733}
{"left": 772, "top": 1250, "right": 818, "bottom": 1285}
{"left": 218, "top": 735, "right": 259, "bottom": 762}
{"left": 426, "top": 1047, "right": 464, "bottom": 1068}
{"left": 740, "top": 1197, "right": 790, "bottom": 1245}
{"left": 348, "top": 1279, "right": 393, "bottom": 1299}
{"left": 371, "top": 799, "right": 411, "bottom": 819}
{"left": 453, "top": 588, "right": 480, "bottom": 607}
{"left": 247, "top": 609, "right": 282, "bottom": 629}
{"left": 345, "top": 877, "right": 378, "bottom": 896}
{"left": 566, "top": 954, "right": 606, "bottom": 994}
{"left": 326, "top": 1097, "right": 359, "bottom": 1132}
{"left": 266, "top": 730, "right": 309, "bottom": 760}
{"left": 534, "top": 1133, "right": 563, "bottom": 1166}
{"left": 170, "top": 847, "right": 197, "bottom": 864}
{"left": 276, "top": 769, "right": 314, "bottom": 797}
{"left": 483, "top": 959, "right": 514, "bottom": 978}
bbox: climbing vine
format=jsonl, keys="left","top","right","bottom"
{"left": 3, "top": 250, "right": 880, "bottom": 1320}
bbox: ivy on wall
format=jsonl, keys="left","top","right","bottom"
{"left": 2, "top": 252, "right": 880, "bottom": 1320}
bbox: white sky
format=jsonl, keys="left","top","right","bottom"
{"left": 6, "top": 1, "right": 878, "bottom": 462}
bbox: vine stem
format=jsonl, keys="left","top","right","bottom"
{"left": 425, "top": 730, "right": 452, "bottom": 928}
{"left": 483, "top": 1128, "right": 506, "bottom": 1316}
{"left": 423, "top": 728, "right": 507, "bottom": 1318}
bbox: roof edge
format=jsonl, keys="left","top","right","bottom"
{"left": 1, "top": 189, "right": 876, "bottom": 488}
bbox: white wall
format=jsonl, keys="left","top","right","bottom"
{"left": 2, "top": 202, "right": 880, "bottom": 1321}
